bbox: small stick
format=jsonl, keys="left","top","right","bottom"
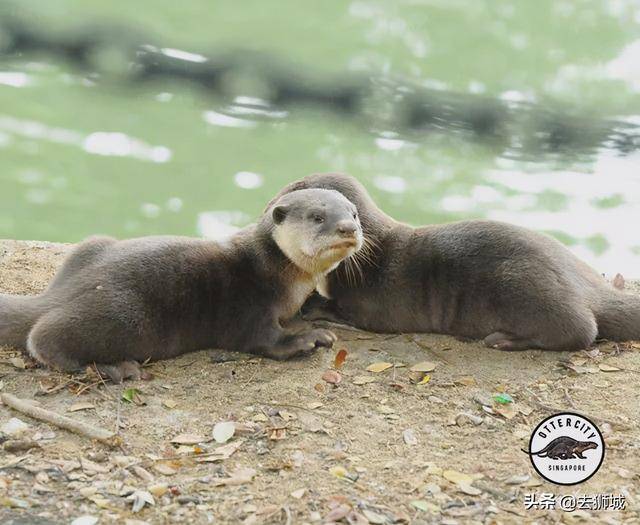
{"left": 1, "top": 392, "right": 116, "bottom": 444}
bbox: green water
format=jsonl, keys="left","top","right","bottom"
{"left": 1, "top": 0, "right": 639, "bottom": 275}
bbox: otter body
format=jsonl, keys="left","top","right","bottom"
{"left": 271, "top": 174, "right": 640, "bottom": 351}
{"left": 0, "top": 189, "right": 363, "bottom": 381}
{"left": 524, "top": 437, "right": 598, "bottom": 460}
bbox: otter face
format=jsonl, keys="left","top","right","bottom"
{"left": 271, "top": 189, "right": 363, "bottom": 275}
{"left": 578, "top": 441, "right": 598, "bottom": 452}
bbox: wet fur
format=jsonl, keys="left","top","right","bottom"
{"left": 269, "top": 173, "right": 640, "bottom": 351}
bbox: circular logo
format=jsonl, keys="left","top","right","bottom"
{"left": 524, "top": 412, "right": 605, "bottom": 485}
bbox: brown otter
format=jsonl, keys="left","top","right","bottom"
{"left": 0, "top": 188, "right": 363, "bottom": 382}
{"left": 523, "top": 437, "right": 598, "bottom": 460}
{"left": 269, "top": 173, "right": 640, "bottom": 351}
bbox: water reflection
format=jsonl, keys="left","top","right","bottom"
{"left": 1, "top": 0, "right": 639, "bottom": 277}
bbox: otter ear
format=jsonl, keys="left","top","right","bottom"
{"left": 272, "top": 205, "right": 288, "bottom": 224}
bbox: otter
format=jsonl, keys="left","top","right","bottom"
{"left": 0, "top": 188, "right": 363, "bottom": 382}
{"left": 269, "top": 173, "right": 640, "bottom": 351}
{"left": 523, "top": 437, "right": 598, "bottom": 460}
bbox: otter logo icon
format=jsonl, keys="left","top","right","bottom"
{"left": 523, "top": 412, "right": 605, "bottom": 485}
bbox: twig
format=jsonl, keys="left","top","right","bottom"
{"left": 1, "top": 392, "right": 117, "bottom": 445}
{"left": 562, "top": 387, "right": 577, "bottom": 410}
{"left": 524, "top": 389, "right": 630, "bottom": 429}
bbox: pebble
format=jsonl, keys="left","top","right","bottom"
{"left": 1, "top": 417, "right": 29, "bottom": 436}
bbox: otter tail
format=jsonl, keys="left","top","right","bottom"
{"left": 521, "top": 448, "right": 546, "bottom": 456}
{"left": 593, "top": 289, "right": 640, "bottom": 342}
{"left": 0, "top": 294, "right": 47, "bottom": 349}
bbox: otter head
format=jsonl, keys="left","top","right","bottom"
{"left": 270, "top": 188, "right": 363, "bottom": 275}
{"left": 577, "top": 441, "right": 598, "bottom": 453}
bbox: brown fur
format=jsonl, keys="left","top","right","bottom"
{"left": 0, "top": 189, "right": 362, "bottom": 381}
{"left": 270, "top": 173, "right": 640, "bottom": 351}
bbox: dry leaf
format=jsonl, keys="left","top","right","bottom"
{"left": 352, "top": 375, "right": 376, "bottom": 385}
{"left": 458, "top": 483, "right": 481, "bottom": 496}
{"left": 443, "top": 469, "right": 474, "bottom": 486}
{"left": 68, "top": 402, "right": 95, "bottom": 412}
{"left": 366, "top": 362, "right": 393, "bottom": 373}
{"left": 170, "top": 433, "right": 206, "bottom": 445}
{"left": 290, "top": 488, "right": 306, "bottom": 499}
{"left": 334, "top": 349, "right": 347, "bottom": 369}
{"left": 410, "top": 361, "right": 437, "bottom": 372}
{"left": 210, "top": 467, "right": 256, "bottom": 486}
{"left": 153, "top": 462, "right": 178, "bottom": 476}
{"left": 212, "top": 421, "right": 236, "bottom": 444}
{"left": 402, "top": 428, "right": 418, "bottom": 446}
{"left": 494, "top": 402, "right": 518, "bottom": 419}
{"left": 455, "top": 376, "right": 476, "bottom": 386}
{"left": 8, "top": 357, "right": 26, "bottom": 369}
{"left": 307, "top": 401, "right": 323, "bottom": 410}
{"left": 599, "top": 363, "right": 621, "bottom": 372}
{"left": 322, "top": 369, "right": 342, "bottom": 384}
{"left": 196, "top": 439, "right": 244, "bottom": 463}
{"left": 268, "top": 428, "right": 287, "bottom": 440}
{"left": 162, "top": 399, "right": 177, "bottom": 409}
{"left": 417, "top": 374, "right": 431, "bottom": 385}
{"left": 126, "top": 490, "right": 154, "bottom": 513}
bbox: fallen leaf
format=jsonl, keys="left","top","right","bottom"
{"left": 416, "top": 374, "right": 431, "bottom": 385}
{"left": 162, "top": 399, "right": 177, "bottom": 409}
{"left": 278, "top": 410, "right": 296, "bottom": 422}
{"left": 68, "top": 402, "right": 95, "bottom": 412}
{"left": 307, "top": 401, "right": 323, "bottom": 410}
{"left": 455, "top": 375, "right": 476, "bottom": 386}
{"left": 212, "top": 421, "right": 236, "bottom": 444}
{"left": 9, "top": 357, "right": 26, "bottom": 369}
{"left": 443, "top": 469, "right": 474, "bottom": 486}
{"left": 290, "top": 488, "right": 306, "bottom": 499}
{"left": 411, "top": 500, "right": 439, "bottom": 513}
{"left": 458, "top": 483, "right": 482, "bottom": 496}
{"left": 613, "top": 273, "right": 625, "bottom": 290}
{"left": 352, "top": 375, "right": 376, "bottom": 385}
{"left": 599, "top": 363, "right": 621, "bottom": 372}
{"left": 122, "top": 388, "right": 144, "bottom": 405}
{"left": 402, "top": 428, "right": 418, "bottom": 446}
{"left": 334, "top": 349, "right": 347, "bottom": 369}
{"left": 322, "top": 369, "right": 342, "bottom": 384}
{"left": 148, "top": 483, "right": 169, "bottom": 497}
{"left": 210, "top": 467, "right": 256, "bottom": 486}
{"left": 153, "top": 462, "right": 178, "bottom": 476}
{"left": 170, "top": 433, "right": 207, "bottom": 445}
{"left": 127, "top": 490, "right": 154, "bottom": 513}
{"left": 362, "top": 509, "right": 387, "bottom": 524}
{"left": 70, "top": 517, "right": 99, "bottom": 525}
{"left": 196, "top": 439, "right": 244, "bottom": 462}
{"left": 410, "top": 361, "right": 437, "bottom": 372}
{"left": 366, "top": 362, "right": 393, "bottom": 373}
{"left": 268, "top": 428, "right": 287, "bottom": 440}
{"left": 329, "top": 465, "right": 348, "bottom": 479}
{"left": 494, "top": 402, "right": 518, "bottom": 420}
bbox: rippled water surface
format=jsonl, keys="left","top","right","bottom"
{"left": 1, "top": 0, "right": 639, "bottom": 275}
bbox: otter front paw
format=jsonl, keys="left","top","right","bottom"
{"left": 266, "top": 329, "right": 337, "bottom": 360}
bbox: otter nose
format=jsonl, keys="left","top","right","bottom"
{"left": 336, "top": 220, "right": 358, "bottom": 237}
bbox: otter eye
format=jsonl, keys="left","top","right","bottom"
{"left": 313, "top": 215, "right": 324, "bottom": 224}
{"left": 353, "top": 212, "right": 358, "bottom": 219}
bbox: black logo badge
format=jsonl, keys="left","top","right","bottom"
{"left": 522, "top": 412, "right": 605, "bottom": 485}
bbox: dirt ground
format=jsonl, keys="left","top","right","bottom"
{"left": 0, "top": 240, "right": 639, "bottom": 525}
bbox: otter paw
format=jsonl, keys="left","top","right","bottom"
{"left": 95, "top": 360, "right": 141, "bottom": 384}
{"left": 302, "top": 328, "right": 337, "bottom": 349}
{"left": 483, "top": 332, "right": 532, "bottom": 351}
{"left": 266, "top": 329, "right": 337, "bottom": 360}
